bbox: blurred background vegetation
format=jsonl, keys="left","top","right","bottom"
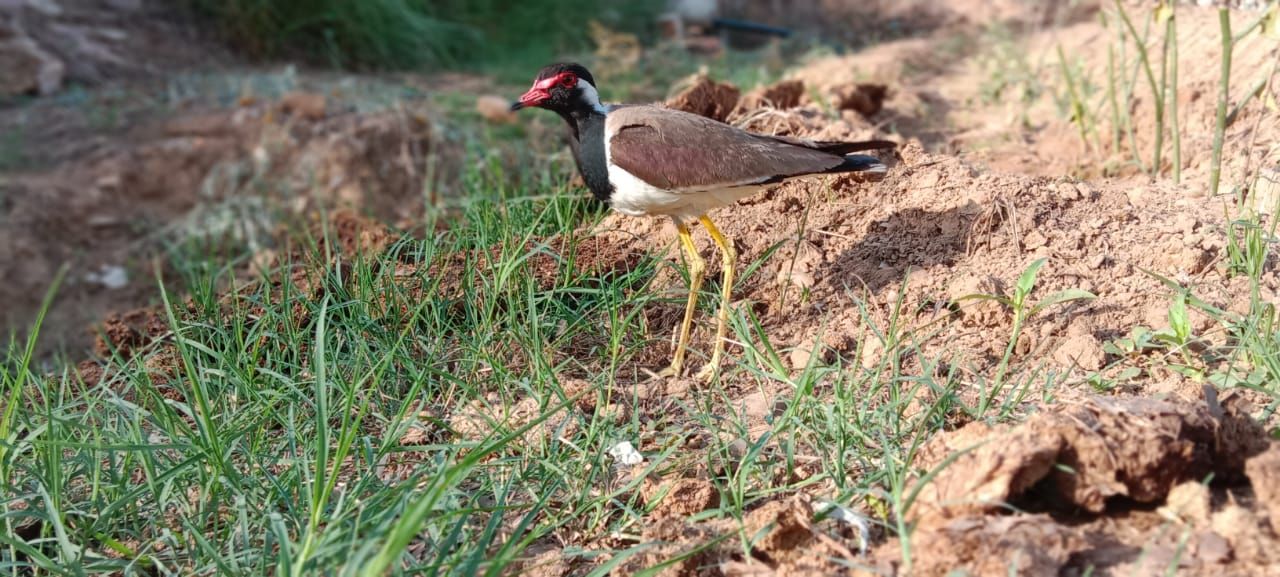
{"left": 183, "top": 0, "right": 667, "bottom": 76}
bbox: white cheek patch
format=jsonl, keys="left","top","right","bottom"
{"left": 577, "top": 80, "right": 608, "bottom": 115}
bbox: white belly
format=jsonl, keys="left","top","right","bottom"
{"left": 607, "top": 163, "right": 764, "bottom": 222}
{"left": 603, "top": 130, "right": 765, "bottom": 222}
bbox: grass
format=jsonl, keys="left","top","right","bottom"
{"left": 0, "top": 120, "right": 1044, "bottom": 574}
{"left": 6, "top": 7, "right": 1280, "bottom": 575}
{"left": 186, "top": 0, "right": 666, "bottom": 76}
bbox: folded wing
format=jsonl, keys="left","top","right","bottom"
{"left": 606, "top": 105, "right": 891, "bottom": 193}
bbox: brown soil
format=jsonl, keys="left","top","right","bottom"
{"left": 9, "top": 0, "right": 1280, "bottom": 575}
{"left": 528, "top": 3, "right": 1280, "bottom": 574}
{"left": 594, "top": 138, "right": 1270, "bottom": 395}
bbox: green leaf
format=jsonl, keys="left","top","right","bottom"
{"left": 1015, "top": 258, "right": 1047, "bottom": 299}
{"left": 1116, "top": 367, "right": 1142, "bottom": 380}
{"left": 1168, "top": 364, "right": 1204, "bottom": 380}
{"left": 1029, "top": 288, "right": 1096, "bottom": 316}
{"left": 1169, "top": 292, "right": 1190, "bottom": 342}
{"left": 1137, "top": 267, "right": 1231, "bottom": 318}
{"left": 1102, "top": 340, "right": 1131, "bottom": 356}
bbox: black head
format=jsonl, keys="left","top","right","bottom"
{"left": 510, "top": 63, "right": 601, "bottom": 115}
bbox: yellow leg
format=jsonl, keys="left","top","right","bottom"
{"left": 695, "top": 215, "right": 736, "bottom": 382}
{"left": 656, "top": 220, "right": 705, "bottom": 378}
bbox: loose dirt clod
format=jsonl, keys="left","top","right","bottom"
{"left": 884, "top": 395, "right": 1279, "bottom": 575}
{"left": 913, "top": 396, "right": 1250, "bottom": 520}
{"left": 732, "top": 79, "right": 805, "bottom": 115}
{"left": 476, "top": 94, "right": 517, "bottom": 124}
{"left": 666, "top": 74, "right": 742, "bottom": 122}
{"left": 1246, "top": 442, "right": 1280, "bottom": 535}
{"left": 903, "top": 514, "right": 1083, "bottom": 577}
{"left": 829, "top": 82, "right": 888, "bottom": 116}
{"left": 644, "top": 477, "right": 719, "bottom": 518}
{"left": 278, "top": 91, "right": 327, "bottom": 120}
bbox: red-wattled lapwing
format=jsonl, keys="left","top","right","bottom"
{"left": 511, "top": 63, "right": 895, "bottom": 381}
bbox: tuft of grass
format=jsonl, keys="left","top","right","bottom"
{"left": 954, "top": 258, "right": 1096, "bottom": 417}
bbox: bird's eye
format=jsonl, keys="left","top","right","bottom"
{"left": 558, "top": 74, "right": 577, "bottom": 88}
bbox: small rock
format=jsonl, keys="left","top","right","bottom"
{"left": 475, "top": 94, "right": 516, "bottom": 124}
{"left": 1023, "top": 230, "right": 1048, "bottom": 250}
{"left": 859, "top": 337, "right": 884, "bottom": 369}
{"left": 948, "top": 274, "right": 1007, "bottom": 327}
{"left": 1173, "top": 213, "right": 1198, "bottom": 236}
{"left": 1195, "top": 531, "right": 1233, "bottom": 564}
{"left": 788, "top": 337, "right": 828, "bottom": 369}
{"left": 643, "top": 477, "right": 719, "bottom": 518}
{"left": 1247, "top": 168, "right": 1280, "bottom": 215}
{"left": 1126, "top": 187, "right": 1148, "bottom": 207}
{"left": 1053, "top": 332, "right": 1105, "bottom": 371}
{"left": 279, "top": 91, "right": 327, "bottom": 120}
{"left": 1056, "top": 182, "right": 1082, "bottom": 201}
{"left": 1159, "top": 481, "right": 1211, "bottom": 524}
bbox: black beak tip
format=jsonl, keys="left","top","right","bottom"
{"left": 510, "top": 101, "right": 525, "bottom": 112}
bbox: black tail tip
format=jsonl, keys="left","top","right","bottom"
{"left": 837, "top": 154, "right": 889, "bottom": 180}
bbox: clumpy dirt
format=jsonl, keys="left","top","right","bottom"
{"left": 888, "top": 394, "right": 1280, "bottom": 577}
{"left": 503, "top": 395, "right": 1279, "bottom": 576}
{"left": 1, "top": 92, "right": 435, "bottom": 355}
{"left": 592, "top": 138, "right": 1270, "bottom": 397}
{"left": 668, "top": 74, "right": 742, "bottom": 123}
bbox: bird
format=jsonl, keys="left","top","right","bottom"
{"left": 511, "top": 62, "right": 895, "bottom": 381}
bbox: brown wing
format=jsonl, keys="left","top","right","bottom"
{"left": 606, "top": 105, "right": 846, "bottom": 192}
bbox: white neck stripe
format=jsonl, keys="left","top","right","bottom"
{"left": 577, "top": 79, "right": 609, "bottom": 114}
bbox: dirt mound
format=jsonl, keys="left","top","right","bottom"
{"left": 1, "top": 96, "right": 434, "bottom": 355}
{"left": 883, "top": 395, "right": 1279, "bottom": 576}
{"left": 781, "top": 7, "right": 1280, "bottom": 183}
{"left": 588, "top": 137, "right": 1271, "bottom": 398}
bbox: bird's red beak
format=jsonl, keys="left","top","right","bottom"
{"left": 511, "top": 74, "right": 566, "bottom": 111}
{"left": 511, "top": 87, "right": 548, "bottom": 111}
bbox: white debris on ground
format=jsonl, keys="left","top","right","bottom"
{"left": 815, "top": 499, "right": 870, "bottom": 556}
{"left": 85, "top": 264, "right": 128, "bottom": 290}
{"left": 606, "top": 440, "right": 644, "bottom": 466}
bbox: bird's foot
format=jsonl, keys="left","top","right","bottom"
{"left": 642, "top": 364, "right": 681, "bottom": 381}
{"left": 694, "top": 360, "right": 720, "bottom": 383}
